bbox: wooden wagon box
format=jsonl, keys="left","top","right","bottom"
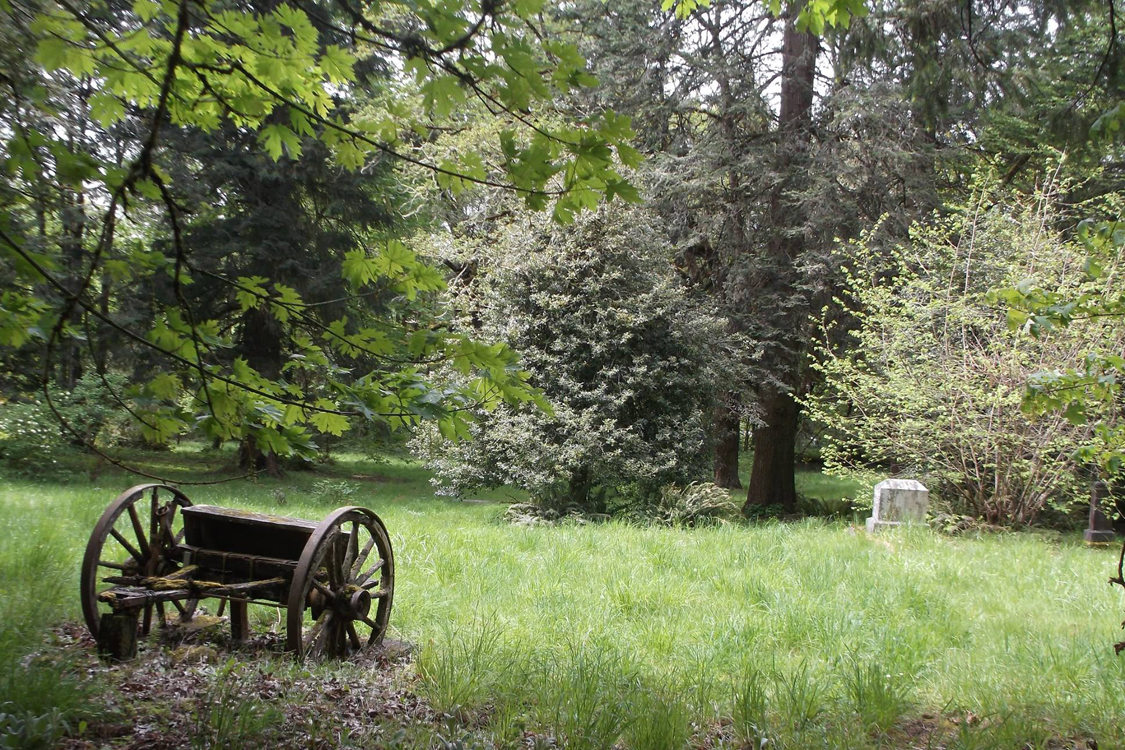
{"left": 81, "top": 484, "right": 394, "bottom": 661}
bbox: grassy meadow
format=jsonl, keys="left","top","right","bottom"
{"left": 1, "top": 448, "right": 1123, "bottom": 748}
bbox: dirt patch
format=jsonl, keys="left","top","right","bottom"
{"left": 46, "top": 620, "right": 450, "bottom": 749}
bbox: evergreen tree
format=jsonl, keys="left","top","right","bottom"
{"left": 567, "top": 0, "right": 1119, "bottom": 511}
{"left": 569, "top": 0, "right": 935, "bottom": 509}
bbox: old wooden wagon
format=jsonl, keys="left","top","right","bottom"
{"left": 80, "top": 483, "right": 394, "bottom": 661}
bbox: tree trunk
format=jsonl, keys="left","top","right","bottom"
{"left": 57, "top": 188, "right": 86, "bottom": 390}
{"left": 238, "top": 439, "right": 283, "bottom": 476}
{"left": 743, "top": 4, "right": 816, "bottom": 515}
{"left": 744, "top": 387, "right": 798, "bottom": 512}
{"left": 713, "top": 398, "right": 742, "bottom": 489}
{"left": 237, "top": 307, "right": 284, "bottom": 476}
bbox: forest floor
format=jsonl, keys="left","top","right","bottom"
{"left": 1, "top": 446, "right": 1122, "bottom": 749}
{"left": 35, "top": 622, "right": 1074, "bottom": 750}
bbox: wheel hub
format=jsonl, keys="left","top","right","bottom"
{"left": 344, "top": 587, "right": 371, "bottom": 619}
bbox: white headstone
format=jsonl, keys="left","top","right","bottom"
{"left": 865, "top": 479, "right": 929, "bottom": 533}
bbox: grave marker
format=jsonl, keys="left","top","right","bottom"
{"left": 866, "top": 479, "right": 929, "bottom": 533}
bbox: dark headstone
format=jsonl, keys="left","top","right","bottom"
{"left": 1085, "top": 480, "right": 1116, "bottom": 544}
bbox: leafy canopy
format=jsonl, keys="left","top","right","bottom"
{"left": 663, "top": 0, "right": 867, "bottom": 31}
{"left": 0, "top": 0, "right": 640, "bottom": 467}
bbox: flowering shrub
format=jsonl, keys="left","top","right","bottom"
{"left": 805, "top": 179, "right": 1122, "bottom": 525}
{"left": 417, "top": 205, "right": 728, "bottom": 513}
{"left": 0, "top": 401, "right": 66, "bottom": 476}
{"left": 0, "top": 373, "right": 132, "bottom": 475}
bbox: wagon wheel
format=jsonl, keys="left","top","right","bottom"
{"left": 287, "top": 506, "right": 394, "bottom": 661}
{"left": 80, "top": 484, "right": 196, "bottom": 638}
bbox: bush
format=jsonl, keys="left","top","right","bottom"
{"left": 310, "top": 479, "right": 361, "bottom": 503}
{"left": 0, "top": 402, "right": 66, "bottom": 476}
{"left": 805, "top": 176, "right": 1123, "bottom": 525}
{"left": 646, "top": 482, "right": 740, "bottom": 527}
{"left": 0, "top": 372, "right": 134, "bottom": 475}
{"left": 417, "top": 205, "right": 728, "bottom": 514}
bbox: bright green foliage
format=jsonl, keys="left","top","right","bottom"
{"left": 664, "top": 0, "right": 867, "bottom": 29}
{"left": 0, "top": 0, "right": 639, "bottom": 463}
{"left": 795, "top": 0, "right": 868, "bottom": 33}
{"left": 418, "top": 205, "right": 727, "bottom": 512}
{"left": 999, "top": 217, "right": 1125, "bottom": 474}
{"left": 806, "top": 175, "right": 1124, "bottom": 524}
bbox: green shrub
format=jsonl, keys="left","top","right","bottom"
{"left": 806, "top": 176, "right": 1121, "bottom": 525}
{"left": 310, "top": 478, "right": 361, "bottom": 503}
{"left": 0, "top": 372, "right": 134, "bottom": 475}
{"left": 418, "top": 205, "right": 727, "bottom": 514}
{"left": 647, "top": 482, "right": 740, "bottom": 527}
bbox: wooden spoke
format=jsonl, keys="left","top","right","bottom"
{"left": 332, "top": 620, "right": 346, "bottom": 656}
{"left": 155, "top": 505, "right": 177, "bottom": 554}
{"left": 346, "top": 621, "right": 361, "bottom": 651}
{"left": 305, "top": 612, "right": 335, "bottom": 659}
{"left": 148, "top": 489, "right": 159, "bottom": 550}
{"left": 319, "top": 622, "right": 334, "bottom": 659}
{"left": 155, "top": 601, "right": 167, "bottom": 627}
{"left": 334, "top": 533, "right": 348, "bottom": 579}
{"left": 350, "top": 537, "right": 376, "bottom": 579}
{"left": 311, "top": 578, "right": 334, "bottom": 599}
{"left": 359, "top": 614, "right": 379, "bottom": 630}
{"left": 98, "top": 559, "right": 128, "bottom": 571}
{"left": 110, "top": 528, "right": 144, "bottom": 564}
{"left": 126, "top": 503, "right": 151, "bottom": 559}
{"left": 325, "top": 537, "right": 343, "bottom": 588}
{"left": 358, "top": 558, "right": 384, "bottom": 586}
{"left": 304, "top": 611, "right": 332, "bottom": 647}
{"left": 342, "top": 521, "right": 359, "bottom": 577}
{"left": 141, "top": 602, "right": 153, "bottom": 635}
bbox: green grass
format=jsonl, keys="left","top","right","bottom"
{"left": 2, "top": 448, "right": 1124, "bottom": 748}
{"left": 0, "top": 481, "right": 102, "bottom": 747}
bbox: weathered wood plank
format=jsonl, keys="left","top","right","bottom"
{"left": 230, "top": 600, "right": 250, "bottom": 642}
{"left": 98, "top": 577, "right": 288, "bottom": 608}
{"left": 182, "top": 505, "right": 317, "bottom": 560}
{"left": 178, "top": 545, "right": 300, "bottom": 579}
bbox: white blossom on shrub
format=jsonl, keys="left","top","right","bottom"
{"left": 416, "top": 205, "right": 729, "bottom": 513}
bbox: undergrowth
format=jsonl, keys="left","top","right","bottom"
{"left": 0, "top": 450, "right": 1123, "bottom": 748}
{"left": 0, "top": 489, "right": 97, "bottom": 748}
